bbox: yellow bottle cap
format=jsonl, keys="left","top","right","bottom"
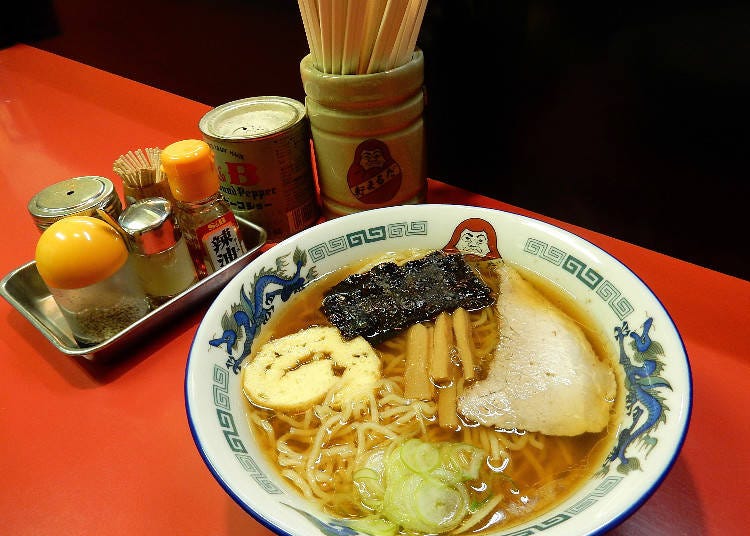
{"left": 35, "top": 216, "right": 129, "bottom": 289}
{"left": 160, "top": 139, "right": 220, "bottom": 202}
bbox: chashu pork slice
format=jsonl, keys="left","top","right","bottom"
{"left": 457, "top": 263, "right": 616, "bottom": 436}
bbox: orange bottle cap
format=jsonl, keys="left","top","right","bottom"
{"left": 160, "top": 139, "right": 219, "bottom": 202}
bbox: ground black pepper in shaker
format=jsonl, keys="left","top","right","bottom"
{"left": 34, "top": 216, "right": 149, "bottom": 346}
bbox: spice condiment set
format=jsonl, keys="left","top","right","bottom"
{"left": 25, "top": 96, "right": 326, "bottom": 348}
{"left": 27, "top": 138, "right": 259, "bottom": 347}
{"left": 24, "top": 20, "right": 430, "bottom": 346}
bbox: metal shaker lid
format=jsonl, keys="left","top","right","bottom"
{"left": 118, "top": 197, "right": 181, "bottom": 255}
{"left": 28, "top": 176, "right": 122, "bottom": 230}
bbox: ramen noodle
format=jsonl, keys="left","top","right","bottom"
{"left": 241, "top": 250, "right": 620, "bottom": 535}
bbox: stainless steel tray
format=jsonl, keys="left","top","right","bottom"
{"left": 0, "top": 217, "right": 266, "bottom": 361}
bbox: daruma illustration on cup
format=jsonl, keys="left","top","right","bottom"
{"left": 346, "top": 139, "right": 404, "bottom": 204}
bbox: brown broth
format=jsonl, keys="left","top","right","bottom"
{"left": 242, "top": 252, "right": 621, "bottom": 534}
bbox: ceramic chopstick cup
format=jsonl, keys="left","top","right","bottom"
{"left": 300, "top": 49, "right": 427, "bottom": 218}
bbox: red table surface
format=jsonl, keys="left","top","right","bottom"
{"left": 1, "top": 45, "right": 748, "bottom": 536}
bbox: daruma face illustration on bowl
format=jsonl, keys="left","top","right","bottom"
{"left": 185, "top": 204, "right": 691, "bottom": 536}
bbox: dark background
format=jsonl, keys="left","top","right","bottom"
{"left": 4, "top": 1, "right": 749, "bottom": 280}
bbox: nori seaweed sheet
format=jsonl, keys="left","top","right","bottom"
{"left": 320, "top": 251, "right": 495, "bottom": 344}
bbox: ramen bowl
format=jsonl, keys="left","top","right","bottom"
{"left": 185, "top": 204, "right": 691, "bottom": 536}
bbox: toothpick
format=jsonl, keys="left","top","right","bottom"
{"left": 113, "top": 147, "right": 163, "bottom": 189}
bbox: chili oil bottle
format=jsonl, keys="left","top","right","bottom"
{"left": 160, "top": 139, "right": 247, "bottom": 278}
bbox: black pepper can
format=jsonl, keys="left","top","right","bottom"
{"left": 199, "top": 96, "right": 320, "bottom": 242}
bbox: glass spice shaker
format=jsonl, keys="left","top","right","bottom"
{"left": 118, "top": 197, "right": 198, "bottom": 308}
{"left": 34, "top": 216, "right": 149, "bottom": 347}
{"left": 160, "top": 139, "right": 247, "bottom": 278}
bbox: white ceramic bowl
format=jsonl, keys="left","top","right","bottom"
{"left": 185, "top": 204, "right": 692, "bottom": 536}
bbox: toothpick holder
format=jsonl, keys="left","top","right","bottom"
{"left": 122, "top": 180, "right": 174, "bottom": 207}
{"left": 300, "top": 49, "right": 427, "bottom": 218}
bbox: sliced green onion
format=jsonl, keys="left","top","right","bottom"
{"left": 414, "top": 479, "right": 466, "bottom": 532}
{"left": 363, "top": 439, "right": 489, "bottom": 534}
{"left": 441, "top": 443, "right": 486, "bottom": 481}
{"left": 400, "top": 438, "right": 440, "bottom": 475}
{"left": 382, "top": 474, "right": 426, "bottom": 531}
